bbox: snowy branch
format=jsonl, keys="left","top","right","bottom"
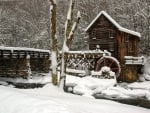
{"left": 68, "top": 11, "right": 81, "bottom": 44}
{"left": 49, "top": 0, "right": 56, "bottom": 5}
{"left": 65, "top": 0, "right": 75, "bottom": 39}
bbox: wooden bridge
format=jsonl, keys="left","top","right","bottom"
{"left": 0, "top": 47, "right": 105, "bottom": 79}
{"left": 0, "top": 46, "right": 50, "bottom": 78}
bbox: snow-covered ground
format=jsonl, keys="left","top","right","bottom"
{"left": 0, "top": 69, "right": 150, "bottom": 113}
{"left": 0, "top": 73, "right": 51, "bottom": 84}
{"left": 0, "top": 56, "right": 150, "bottom": 113}
{"left": 66, "top": 75, "right": 150, "bottom": 100}
{"left": 65, "top": 65, "right": 150, "bottom": 100}
{"left": 0, "top": 84, "right": 150, "bottom": 113}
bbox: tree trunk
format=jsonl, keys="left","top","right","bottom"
{"left": 49, "top": 0, "right": 58, "bottom": 85}
{"left": 60, "top": 0, "right": 81, "bottom": 89}
{"left": 59, "top": 0, "right": 75, "bottom": 89}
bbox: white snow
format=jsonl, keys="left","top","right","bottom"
{"left": 0, "top": 73, "right": 51, "bottom": 84}
{"left": 67, "top": 68, "right": 85, "bottom": 74}
{"left": 98, "top": 56, "right": 121, "bottom": 76}
{"left": 0, "top": 84, "right": 150, "bottom": 113}
{"left": 62, "top": 41, "right": 69, "bottom": 52}
{"left": 50, "top": 5, "right": 53, "bottom": 11}
{"left": 66, "top": 66, "right": 117, "bottom": 96}
{"left": 77, "top": 11, "right": 81, "bottom": 19}
{"left": 67, "top": 0, "right": 72, "bottom": 20}
{"left": 66, "top": 75, "right": 117, "bottom": 95}
{"left": 51, "top": 51, "right": 57, "bottom": 74}
{"left": 101, "top": 66, "right": 111, "bottom": 72}
{"left": 67, "top": 50, "right": 104, "bottom": 54}
{"left": 104, "top": 50, "right": 111, "bottom": 56}
{"left": 138, "top": 56, "right": 150, "bottom": 81}
{"left": 91, "top": 66, "right": 115, "bottom": 79}
{"left": 0, "top": 65, "right": 150, "bottom": 113}
{"left": 0, "top": 46, "right": 50, "bottom": 53}
{"left": 0, "top": 81, "right": 8, "bottom": 86}
{"left": 127, "top": 81, "right": 150, "bottom": 90}
{"left": 143, "top": 73, "right": 150, "bottom": 81}
{"left": 68, "top": 23, "right": 76, "bottom": 39}
{"left": 125, "top": 56, "right": 144, "bottom": 65}
{"left": 0, "top": 47, "right": 150, "bottom": 113}
{"left": 68, "top": 11, "right": 80, "bottom": 40}
{"left": 85, "top": 11, "right": 141, "bottom": 38}
{"left": 26, "top": 54, "right": 30, "bottom": 59}
{"left": 66, "top": 75, "right": 150, "bottom": 100}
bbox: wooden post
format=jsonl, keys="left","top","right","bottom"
{"left": 120, "top": 65, "right": 138, "bottom": 82}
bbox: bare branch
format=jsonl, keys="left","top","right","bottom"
{"left": 67, "top": 11, "right": 81, "bottom": 47}
{"left": 65, "top": 0, "right": 75, "bottom": 39}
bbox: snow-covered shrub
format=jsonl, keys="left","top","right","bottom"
{"left": 72, "top": 76, "right": 117, "bottom": 96}
{"left": 92, "top": 66, "right": 115, "bottom": 79}
{"left": 141, "top": 56, "right": 150, "bottom": 81}
{"left": 66, "top": 67, "right": 117, "bottom": 96}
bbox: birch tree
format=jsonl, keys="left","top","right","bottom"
{"left": 59, "top": 0, "right": 81, "bottom": 89}
{"left": 49, "top": 0, "right": 58, "bottom": 85}
{"left": 49, "top": 0, "right": 80, "bottom": 87}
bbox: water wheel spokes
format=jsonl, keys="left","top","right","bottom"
{"left": 95, "top": 56, "right": 121, "bottom": 77}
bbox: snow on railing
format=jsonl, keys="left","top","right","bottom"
{"left": 0, "top": 46, "right": 50, "bottom": 53}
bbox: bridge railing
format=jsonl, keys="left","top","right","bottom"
{"left": 0, "top": 47, "right": 50, "bottom": 78}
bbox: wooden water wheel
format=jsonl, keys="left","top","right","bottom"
{"left": 95, "top": 56, "right": 121, "bottom": 77}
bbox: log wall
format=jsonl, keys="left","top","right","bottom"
{"left": 0, "top": 48, "right": 50, "bottom": 78}
{"left": 87, "top": 14, "right": 140, "bottom": 82}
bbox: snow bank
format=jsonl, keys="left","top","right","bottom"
{"left": 66, "top": 74, "right": 150, "bottom": 100}
{"left": 127, "top": 81, "right": 150, "bottom": 90}
{"left": 0, "top": 81, "right": 9, "bottom": 86}
{"left": 0, "top": 86, "right": 69, "bottom": 113}
{"left": 0, "top": 84, "right": 150, "bottom": 113}
{"left": 99, "top": 85, "right": 150, "bottom": 99}
{"left": 66, "top": 66, "right": 117, "bottom": 97}
{"left": 0, "top": 73, "right": 51, "bottom": 84}
{"left": 140, "top": 56, "right": 150, "bottom": 81}
{"left": 66, "top": 75, "right": 117, "bottom": 96}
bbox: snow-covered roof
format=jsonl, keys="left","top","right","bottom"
{"left": 85, "top": 11, "right": 141, "bottom": 38}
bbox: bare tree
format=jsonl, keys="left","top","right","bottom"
{"left": 49, "top": 0, "right": 58, "bottom": 85}
{"left": 135, "top": 0, "right": 150, "bottom": 55}
{"left": 0, "top": 0, "right": 50, "bottom": 48}
{"left": 59, "top": 0, "right": 81, "bottom": 89}
{"left": 49, "top": 0, "right": 80, "bottom": 87}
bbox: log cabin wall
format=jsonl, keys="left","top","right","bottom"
{"left": 117, "top": 31, "right": 139, "bottom": 62}
{"left": 117, "top": 32, "right": 127, "bottom": 63}
{"left": 87, "top": 14, "right": 139, "bottom": 63}
{"left": 30, "top": 57, "right": 50, "bottom": 73}
{"left": 88, "top": 15, "right": 118, "bottom": 58}
{"left": 117, "top": 31, "right": 140, "bottom": 82}
{"left": 0, "top": 57, "right": 29, "bottom": 78}
{"left": 86, "top": 11, "right": 141, "bottom": 82}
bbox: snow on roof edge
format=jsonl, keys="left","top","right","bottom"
{"left": 85, "top": 11, "right": 141, "bottom": 38}
{"left": 119, "top": 27, "right": 141, "bottom": 38}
